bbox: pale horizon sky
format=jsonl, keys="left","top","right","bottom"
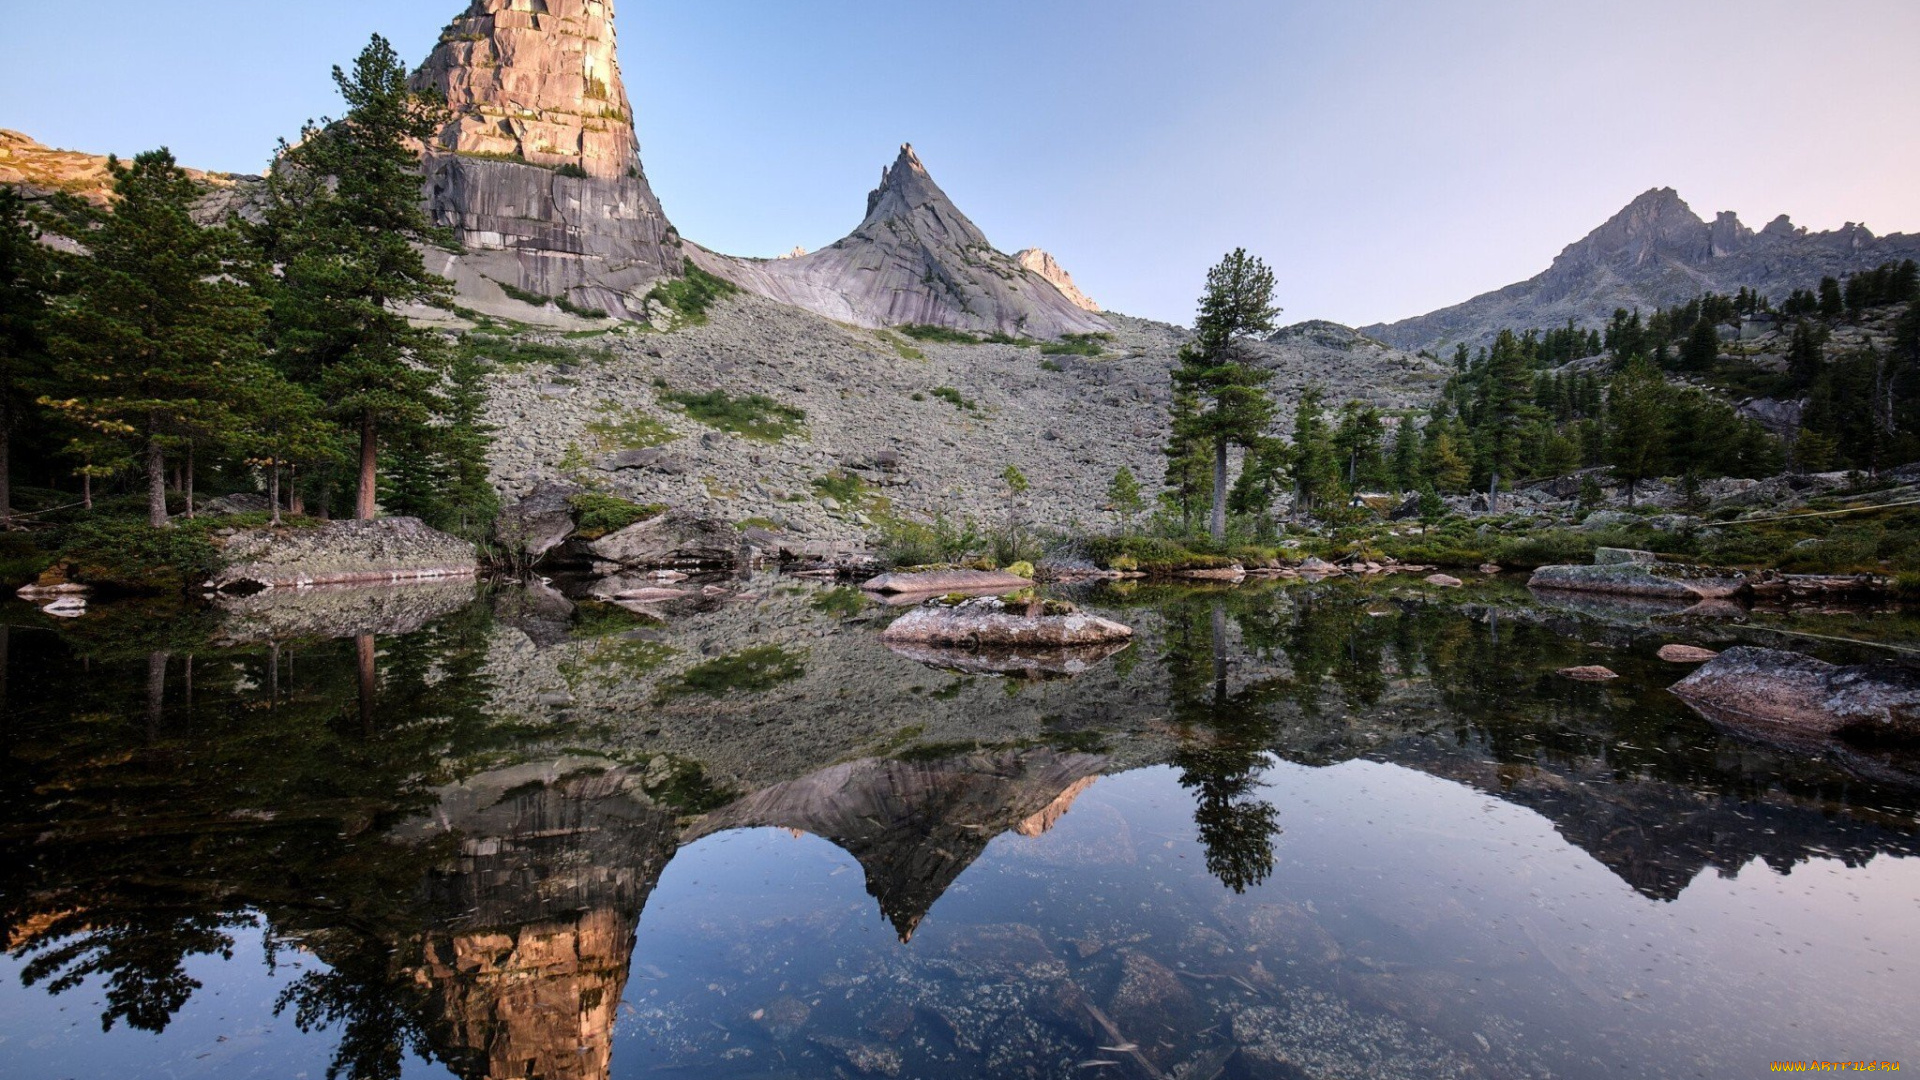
{"left": 2, "top": 0, "right": 1917, "bottom": 327}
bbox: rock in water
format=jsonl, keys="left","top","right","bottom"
{"left": 208, "top": 518, "right": 479, "bottom": 591}
{"left": 691, "top": 145, "right": 1111, "bottom": 340}
{"left": 585, "top": 509, "right": 741, "bottom": 570}
{"left": 1658, "top": 644, "right": 1720, "bottom": 664}
{"left": 882, "top": 598, "right": 1133, "bottom": 648}
{"left": 861, "top": 569, "right": 1034, "bottom": 595}
{"left": 1528, "top": 561, "right": 1748, "bottom": 601}
{"left": 1014, "top": 248, "right": 1100, "bottom": 312}
{"left": 1670, "top": 646, "right": 1920, "bottom": 742}
{"left": 411, "top": 0, "right": 681, "bottom": 320}
{"left": 1558, "top": 666, "right": 1620, "bottom": 682}
{"left": 494, "top": 482, "right": 584, "bottom": 567}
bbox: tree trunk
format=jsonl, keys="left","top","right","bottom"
{"left": 289, "top": 466, "right": 304, "bottom": 517}
{"left": 146, "top": 429, "right": 169, "bottom": 528}
{"left": 1210, "top": 439, "right": 1229, "bottom": 543}
{"left": 269, "top": 464, "right": 282, "bottom": 527}
{"left": 1487, "top": 469, "right": 1499, "bottom": 514}
{"left": 82, "top": 470, "right": 92, "bottom": 511}
{"left": 185, "top": 444, "right": 195, "bottom": 519}
{"left": 356, "top": 633, "right": 377, "bottom": 735}
{"left": 357, "top": 413, "right": 378, "bottom": 521}
{"left": 147, "top": 650, "right": 167, "bottom": 741}
{"left": 0, "top": 417, "right": 10, "bottom": 529}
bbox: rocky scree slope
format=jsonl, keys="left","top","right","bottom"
{"left": 1366, "top": 187, "right": 1920, "bottom": 352}
{"left": 411, "top": 0, "right": 682, "bottom": 321}
{"left": 690, "top": 145, "right": 1109, "bottom": 340}
{"left": 481, "top": 292, "right": 1446, "bottom": 544}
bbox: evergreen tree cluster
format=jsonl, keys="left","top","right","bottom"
{"left": 0, "top": 37, "right": 497, "bottom": 539}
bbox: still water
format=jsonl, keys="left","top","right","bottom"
{"left": 1, "top": 577, "right": 1915, "bottom": 1079}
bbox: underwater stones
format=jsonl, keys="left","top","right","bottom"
{"left": 808, "top": 1035, "right": 903, "bottom": 1078}
{"left": 1558, "top": 666, "right": 1620, "bottom": 681}
{"left": 1425, "top": 573, "right": 1464, "bottom": 587}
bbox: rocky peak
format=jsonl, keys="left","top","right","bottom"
{"left": 1015, "top": 248, "right": 1101, "bottom": 313}
{"left": 1761, "top": 214, "right": 1804, "bottom": 239}
{"left": 856, "top": 143, "right": 991, "bottom": 249}
{"left": 1555, "top": 187, "right": 1711, "bottom": 273}
{"left": 412, "top": 0, "right": 642, "bottom": 181}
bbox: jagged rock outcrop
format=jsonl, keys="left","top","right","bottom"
{"left": 411, "top": 0, "right": 681, "bottom": 321}
{"left": 1365, "top": 187, "right": 1920, "bottom": 351}
{"left": 1015, "top": 248, "right": 1100, "bottom": 312}
{"left": 0, "top": 129, "right": 262, "bottom": 223}
{"left": 690, "top": 145, "right": 1110, "bottom": 339}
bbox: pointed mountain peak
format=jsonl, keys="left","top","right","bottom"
{"left": 1553, "top": 186, "right": 1711, "bottom": 274}
{"left": 864, "top": 141, "right": 959, "bottom": 224}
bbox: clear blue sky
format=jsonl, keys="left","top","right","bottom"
{"left": 3, "top": 0, "right": 1917, "bottom": 327}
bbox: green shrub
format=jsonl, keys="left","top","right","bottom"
{"left": 659, "top": 388, "right": 806, "bottom": 442}
{"left": 1084, "top": 534, "right": 1235, "bottom": 574}
{"left": 930, "top": 386, "right": 975, "bottom": 411}
{"left": 0, "top": 531, "right": 55, "bottom": 589}
{"left": 1005, "top": 560, "right": 1036, "bottom": 580}
{"left": 872, "top": 513, "right": 982, "bottom": 568}
{"left": 567, "top": 493, "right": 666, "bottom": 540}
{"left": 812, "top": 587, "right": 869, "bottom": 618}
{"left": 646, "top": 260, "right": 739, "bottom": 326}
{"left": 55, "top": 517, "right": 224, "bottom": 594}
{"left": 899, "top": 324, "right": 981, "bottom": 345}
{"left": 585, "top": 406, "right": 677, "bottom": 451}
{"left": 1040, "top": 333, "right": 1108, "bottom": 357}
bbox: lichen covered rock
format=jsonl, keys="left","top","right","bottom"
{"left": 1670, "top": 646, "right": 1920, "bottom": 743}
{"left": 881, "top": 597, "right": 1132, "bottom": 648}
{"left": 209, "top": 518, "right": 479, "bottom": 591}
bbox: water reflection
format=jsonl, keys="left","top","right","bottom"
{"left": 1, "top": 577, "right": 1915, "bottom": 1078}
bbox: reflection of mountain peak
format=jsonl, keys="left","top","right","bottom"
{"left": 690, "top": 750, "right": 1110, "bottom": 942}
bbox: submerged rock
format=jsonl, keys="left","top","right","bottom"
{"left": 881, "top": 597, "right": 1133, "bottom": 649}
{"left": 1658, "top": 644, "right": 1720, "bottom": 664}
{"left": 208, "top": 518, "right": 478, "bottom": 591}
{"left": 1558, "top": 666, "right": 1620, "bottom": 682}
{"left": 1670, "top": 647, "right": 1920, "bottom": 743}
{"left": 885, "top": 638, "right": 1132, "bottom": 679}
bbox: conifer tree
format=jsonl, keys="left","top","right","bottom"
{"left": 1681, "top": 315, "right": 1720, "bottom": 372}
{"left": 1786, "top": 319, "right": 1826, "bottom": 390}
{"left": 0, "top": 189, "right": 53, "bottom": 528}
{"left": 1289, "top": 386, "right": 1340, "bottom": 515}
{"left": 42, "top": 151, "right": 265, "bottom": 527}
{"left": 1388, "top": 415, "right": 1422, "bottom": 493}
{"left": 1161, "top": 390, "right": 1214, "bottom": 531}
{"left": 1604, "top": 356, "right": 1670, "bottom": 506}
{"left": 1106, "top": 465, "right": 1145, "bottom": 531}
{"left": 255, "top": 36, "right": 453, "bottom": 521}
{"left": 1818, "top": 276, "right": 1844, "bottom": 320}
{"left": 1170, "top": 249, "right": 1281, "bottom": 541}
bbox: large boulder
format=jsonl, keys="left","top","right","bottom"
{"left": 586, "top": 509, "right": 741, "bottom": 571}
{"left": 209, "top": 518, "right": 479, "bottom": 592}
{"left": 494, "top": 482, "right": 583, "bottom": 567}
{"left": 1671, "top": 646, "right": 1920, "bottom": 743}
{"left": 1528, "top": 560, "right": 1748, "bottom": 601}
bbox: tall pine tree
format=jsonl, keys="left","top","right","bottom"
{"left": 255, "top": 36, "right": 454, "bottom": 520}
{"left": 0, "top": 189, "right": 53, "bottom": 527}
{"left": 1170, "top": 249, "right": 1281, "bottom": 541}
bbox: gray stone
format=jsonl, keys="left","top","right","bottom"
{"left": 862, "top": 569, "right": 1033, "bottom": 595}
{"left": 881, "top": 598, "right": 1133, "bottom": 648}
{"left": 495, "top": 482, "right": 582, "bottom": 566}
{"left": 1594, "top": 547, "right": 1656, "bottom": 565}
{"left": 209, "top": 518, "right": 479, "bottom": 591}
{"left": 599, "top": 448, "right": 687, "bottom": 475}
{"left": 1672, "top": 647, "right": 1920, "bottom": 744}
{"left": 1528, "top": 562, "right": 1748, "bottom": 601}
{"left": 586, "top": 508, "right": 741, "bottom": 570}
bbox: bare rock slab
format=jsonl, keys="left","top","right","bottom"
{"left": 1658, "top": 644, "right": 1720, "bottom": 663}
{"left": 1528, "top": 561, "right": 1748, "bottom": 601}
{"left": 586, "top": 509, "right": 742, "bottom": 570}
{"left": 209, "top": 518, "right": 478, "bottom": 592}
{"left": 1670, "top": 646, "right": 1920, "bottom": 743}
{"left": 862, "top": 569, "right": 1033, "bottom": 595}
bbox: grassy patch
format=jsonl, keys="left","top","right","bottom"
{"left": 736, "top": 517, "right": 784, "bottom": 532}
{"left": 929, "top": 386, "right": 976, "bottom": 411}
{"left": 812, "top": 470, "right": 871, "bottom": 508}
{"left": 567, "top": 493, "right": 667, "bottom": 540}
{"left": 874, "top": 330, "right": 927, "bottom": 361}
{"left": 646, "top": 260, "right": 739, "bottom": 326}
{"left": 1041, "top": 332, "right": 1110, "bottom": 357}
{"left": 559, "top": 635, "right": 677, "bottom": 688}
{"left": 1083, "top": 534, "right": 1239, "bottom": 574}
{"left": 585, "top": 405, "right": 677, "bottom": 452}
{"left": 899, "top": 324, "right": 984, "bottom": 345}
{"left": 659, "top": 388, "right": 806, "bottom": 442}
{"left": 663, "top": 645, "right": 807, "bottom": 698}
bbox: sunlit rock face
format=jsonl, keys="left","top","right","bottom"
{"left": 411, "top": 0, "right": 682, "bottom": 320}
{"left": 691, "top": 145, "right": 1112, "bottom": 340}
{"left": 398, "top": 763, "right": 680, "bottom": 1080}
{"left": 1015, "top": 248, "right": 1101, "bottom": 313}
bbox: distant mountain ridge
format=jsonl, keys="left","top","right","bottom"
{"left": 1364, "top": 188, "right": 1920, "bottom": 352}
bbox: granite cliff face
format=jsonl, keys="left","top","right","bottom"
{"left": 692, "top": 145, "right": 1110, "bottom": 339}
{"left": 411, "top": 0, "right": 681, "bottom": 321}
{"left": 1016, "top": 248, "right": 1101, "bottom": 312}
{"left": 1365, "top": 187, "right": 1920, "bottom": 351}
